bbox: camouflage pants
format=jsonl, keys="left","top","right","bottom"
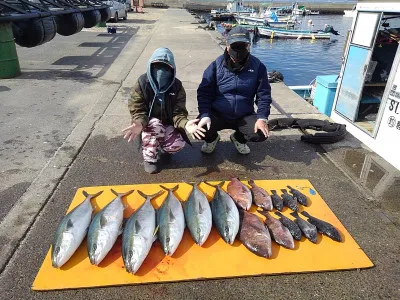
{"left": 142, "top": 118, "right": 186, "bottom": 163}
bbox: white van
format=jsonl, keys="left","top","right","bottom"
{"left": 103, "top": 0, "right": 128, "bottom": 22}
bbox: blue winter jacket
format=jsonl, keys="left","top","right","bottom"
{"left": 197, "top": 53, "right": 272, "bottom": 120}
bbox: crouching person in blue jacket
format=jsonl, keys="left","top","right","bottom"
{"left": 197, "top": 26, "right": 272, "bottom": 154}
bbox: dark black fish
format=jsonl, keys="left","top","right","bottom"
{"left": 281, "top": 189, "right": 298, "bottom": 211}
{"left": 287, "top": 185, "right": 308, "bottom": 206}
{"left": 301, "top": 211, "right": 342, "bottom": 242}
{"left": 290, "top": 211, "right": 318, "bottom": 243}
{"left": 270, "top": 190, "right": 284, "bottom": 211}
{"left": 275, "top": 211, "right": 302, "bottom": 241}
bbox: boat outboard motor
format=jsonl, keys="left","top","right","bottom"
{"left": 324, "top": 25, "right": 339, "bottom": 35}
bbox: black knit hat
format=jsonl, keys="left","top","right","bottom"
{"left": 227, "top": 26, "right": 251, "bottom": 44}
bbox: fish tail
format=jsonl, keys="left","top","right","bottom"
{"left": 82, "top": 190, "right": 103, "bottom": 201}
{"left": 281, "top": 189, "right": 287, "bottom": 193}
{"left": 138, "top": 189, "right": 164, "bottom": 200}
{"left": 274, "top": 211, "right": 283, "bottom": 217}
{"left": 271, "top": 189, "right": 277, "bottom": 194}
{"left": 160, "top": 184, "right": 179, "bottom": 192}
{"left": 248, "top": 179, "right": 254, "bottom": 185}
{"left": 204, "top": 181, "right": 224, "bottom": 187}
{"left": 257, "top": 209, "right": 268, "bottom": 217}
{"left": 287, "top": 185, "right": 293, "bottom": 190}
{"left": 111, "top": 188, "right": 135, "bottom": 198}
{"left": 290, "top": 211, "right": 299, "bottom": 218}
{"left": 186, "top": 181, "right": 195, "bottom": 186}
{"left": 301, "top": 211, "right": 311, "bottom": 218}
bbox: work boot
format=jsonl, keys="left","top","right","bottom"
{"left": 201, "top": 135, "right": 220, "bottom": 154}
{"left": 143, "top": 161, "right": 159, "bottom": 174}
{"left": 230, "top": 133, "right": 250, "bottom": 154}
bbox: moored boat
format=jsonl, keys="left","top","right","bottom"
{"left": 257, "top": 26, "right": 334, "bottom": 39}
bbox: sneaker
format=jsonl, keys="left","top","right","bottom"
{"left": 230, "top": 133, "right": 250, "bottom": 154}
{"left": 144, "top": 161, "right": 159, "bottom": 174}
{"left": 201, "top": 135, "right": 221, "bottom": 154}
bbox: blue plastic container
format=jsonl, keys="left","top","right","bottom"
{"left": 314, "top": 75, "right": 338, "bottom": 116}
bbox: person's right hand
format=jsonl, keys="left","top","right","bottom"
{"left": 122, "top": 120, "right": 143, "bottom": 143}
{"left": 198, "top": 117, "right": 211, "bottom": 130}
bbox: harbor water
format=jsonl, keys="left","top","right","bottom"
{"left": 216, "top": 14, "right": 354, "bottom": 86}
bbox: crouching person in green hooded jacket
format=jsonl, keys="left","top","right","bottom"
{"left": 122, "top": 47, "right": 204, "bottom": 174}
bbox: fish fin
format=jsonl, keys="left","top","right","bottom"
{"left": 301, "top": 211, "right": 311, "bottom": 218}
{"left": 169, "top": 209, "right": 176, "bottom": 221}
{"left": 100, "top": 215, "right": 108, "bottom": 228}
{"left": 134, "top": 220, "right": 141, "bottom": 234}
{"left": 287, "top": 185, "right": 293, "bottom": 190}
{"left": 198, "top": 201, "right": 205, "bottom": 214}
{"left": 274, "top": 211, "right": 283, "bottom": 217}
{"left": 225, "top": 204, "right": 231, "bottom": 213}
{"left": 290, "top": 211, "right": 299, "bottom": 218}
{"left": 66, "top": 219, "right": 73, "bottom": 230}
{"left": 160, "top": 185, "right": 169, "bottom": 191}
{"left": 160, "top": 185, "right": 179, "bottom": 192}
{"left": 248, "top": 179, "right": 254, "bottom": 185}
{"left": 153, "top": 225, "right": 159, "bottom": 242}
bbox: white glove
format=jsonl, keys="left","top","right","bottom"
{"left": 198, "top": 117, "right": 211, "bottom": 130}
{"left": 185, "top": 119, "right": 206, "bottom": 140}
{"left": 122, "top": 120, "right": 143, "bottom": 143}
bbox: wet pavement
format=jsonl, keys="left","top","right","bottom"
{"left": 0, "top": 8, "right": 399, "bottom": 300}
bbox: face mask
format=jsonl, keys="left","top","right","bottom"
{"left": 151, "top": 63, "right": 173, "bottom": 91}
{"left": 228, "top": 45, "right": 249, "bottom": 62}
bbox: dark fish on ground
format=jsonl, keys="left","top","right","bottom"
{"left": 287, "top": 185, "right": 308, "bottom": 206}
{"left": 259, "top": 210, "right": 294, "bottom": 249}
{"left": 88, "top": 189, "right": 134, "bottom": 265}
{"left": 205, "top": 181, "right": 239, "bottom": 245}
{"left": 183, "top": 182, "right": 212, "bottom": 246}
{"left": 275, "top": 211, "right": 302, "bottom": 241}
{"left": 158, "top": 185, "right": 186, "bottom": 256}
{"left": 270, "top": 190, "right": 284, "bottom": 211}
{"left": 248, "top": 180, "right": 273, "bottom": 211}
{"left": 281, "top": 189, "right": 299, "bottom": 211}
{"left": 122, "top": 189, "right": 164, "bottom": 274}
{"left": 290, "top": 211, "right": 318, "bottom": 243}
{"left": 227, "top": 177, "right": 252, "bottom": 210}
{"left": 239, "top": 210, "right": 272, "bottom": 258}
{"left": 52, "top": 190, "right": 103, "bottom": 268}
{"left": 301, "top": 211, "right": 342, "bottom": 242}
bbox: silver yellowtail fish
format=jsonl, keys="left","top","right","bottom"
{"left": 87, "top": 189, "right": 134, "bottom": 265}
{"left": 122, "top": 189, "right": 164, "bottom": 274}
{"left": 205, "top": 181, "right": 239, "bottom": 245}
{"left": 52, "top": 190, "right": 103, "bottom": 268}
{"left": 157, "top": 185, "right": 185, "bottom": 256}
{"left": 183, "top": 182, "right": 212, "bottom": 246}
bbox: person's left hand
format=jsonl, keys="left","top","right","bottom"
{"left": 185, "top": 119, "right": 206, "bottom": 140}
{"left": 254, "top": 119, "right": 270, "bottom": 138}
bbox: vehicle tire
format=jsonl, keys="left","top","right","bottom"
{"left": 55, "top": 12, "right": 84, "bottom": 36}
{"left": 114, "top": 12, "right": 119, "bottom": 23}
{"left": 83, "top": 10, "right": 101, "bottom": 28}
{"left": 12, "top": 16, "right": 57, "bottom": 48}
{"left": 123, "top": 11, "right": 127, "bottom": 20}
{"left": 99, "top": 8, "right": 112, "bottom": 22}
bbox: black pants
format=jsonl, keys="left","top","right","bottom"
{"left": 200, "top": 111, "right": 267, "bottom": 144}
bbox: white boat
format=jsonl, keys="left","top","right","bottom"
{"left": 257, "top": 26, "right": 332, "bottom": 39}
{"left": 235, "top": 15, "right": 296, "bottom": 28}
{"left": 343, "top": 10, "right": 356, "bottom": 18}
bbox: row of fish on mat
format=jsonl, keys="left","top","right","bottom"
{"left": 51, "top": 178, "right": 342, "bottom": 275}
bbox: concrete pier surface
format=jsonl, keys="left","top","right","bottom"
{"left": 0, "top": 8, "right": 399, "bottom": 299}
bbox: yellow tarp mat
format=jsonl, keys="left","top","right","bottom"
{"left": 33, "top": 180, "right": 373, "bottom": 291}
